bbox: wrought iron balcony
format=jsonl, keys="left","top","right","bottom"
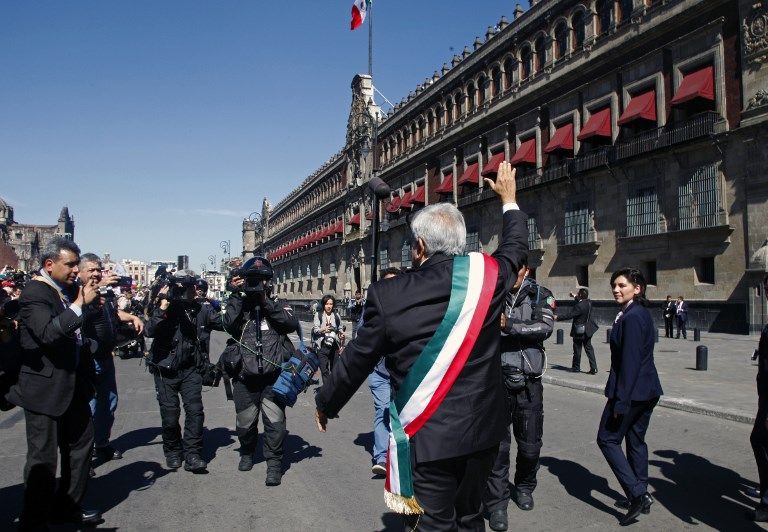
{"left": 615, "top": 112, "right": 719, "bottom": 160}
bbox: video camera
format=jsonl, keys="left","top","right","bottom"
{"left": 229, "top": 256, "right": 273, "bottom": 294}
{"left": 96, "top": 275, "right": 134, "bottom": 298}
{"left": 152, "top": 268, "right": 199, "bottom": 304}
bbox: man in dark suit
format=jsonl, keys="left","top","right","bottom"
{"left": 556, "top": 288, "right": 599, "bottom": 374}
{"left": 663, "top": 295, "right": 675, "bottom": 338}
{"left": 675, "top": 295, "right": 689, "bottom": 339}
{"left": 315, "top": 162, "right": 528, "bottom": 530}
{"left": 6, "top": 237, "right": 103, "bottom": 529}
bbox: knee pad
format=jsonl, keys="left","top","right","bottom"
{"left": 518, "top": 440, "right": 541, "bottom": 461}
{"left": 185, "top": 400, "right": 204, "bottom": 417}
{"left": 160, "top": 407, "right": 181, "bottom": 427}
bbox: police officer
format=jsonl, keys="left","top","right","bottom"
{"left": 221, "top": 257, "right": 298, "bottom": 486}
{"left": 484, "top": 261, "right": 554, "bottom": 531}
{"left": 144, "top": 273, "right": 222, "bottom": 473}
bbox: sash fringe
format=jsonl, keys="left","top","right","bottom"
{"left": 385, "top": 491, "right": 424, "bottom": 515}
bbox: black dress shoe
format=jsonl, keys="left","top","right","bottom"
{"left": 166, "top": 455, "right": 182, "bottom": 469}
{"left": 614, "top": 492, "right": 652, "bottom": 514}
{"left": 570, "top": 368, "right": 581, "bottom": 373}
{"left": 588, "top": 369, "right": 598, "bottom": 375}
{"left": 514, "top": 490, "right": 534, "bottom": 511}
{"left": 95, "top": 445, "right": 123, "bottom": 462}
{"left": 184, "top": 455, "right": 208, "bottom": 473}
{"left": 620, "top": 493, "right": 653, "bottom": 525}
{"left": 488, "top": 509, "right": 508, "bottom": 531}
{"left": 751, "top": 505, "right": 768, "bottom": 522}
{"left": 51, "top": 507, "right": 103, "bottom": 526}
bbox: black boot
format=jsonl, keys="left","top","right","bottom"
{"left": 184, "top": 454, "right": 208, "bottom": 473}
{"left": 238, "top": 454, "right": 254, "bottom": 472}
{"left": 265, "top": 466, "right": 282, "bottom": 486}
{"left": 488, "top": 508, "right": 508, "bottom": 531}
{"left": 514, "top": 489, "right": 534, "bottom": 511}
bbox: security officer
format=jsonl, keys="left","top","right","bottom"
{"left": 221, "top": 257, "right": 297, "bottom": 486}
{"left": 145, "top": 273, "right": 222, "bottom": 473}
{"left": 484, "top": 262, "right": 554, "bottom": 531}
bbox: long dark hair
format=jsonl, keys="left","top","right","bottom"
{"left": 320, "top": 294, "right": 336, "bottom": 313}
{"left": 610, "top": 267, "right": 649, "bottom": 306}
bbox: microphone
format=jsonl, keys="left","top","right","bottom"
{"left": 368, "top": 177, "right": 391, "bottom": 199}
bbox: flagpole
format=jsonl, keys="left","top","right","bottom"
{"left": 368, "top": 1, "right": 373, "bottom": 78}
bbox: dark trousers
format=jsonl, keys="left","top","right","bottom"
{"left": 153, "top": 366, "right": 204, "bottom": 459}
{"left": 19, "top": 387, "right": 94, "bottom": 529}
{"left": 317, "top": 344, "right": 338, "bottom": 379}
{"left": 405, "top": 445, "right": 498, "bottom": 532}
{"left": 596, "top": 397, "right": 658, "bottom": 499}
{"left": 664, "top": 317, "right": 674, "bottom": 338}
{"left": 676, "top": 317, "right": 687, "bottom": 339}
{"left": 751, "top": 400, "right": 768, "bottom": 507}
{"left": 484, "top": 379, "right": 543, "bottom": 512}
{"left": 232, "top": 379, "right": 286, "bottom": 470}
{"left": 572, "top": 336, "right": 597, "bottom": 372}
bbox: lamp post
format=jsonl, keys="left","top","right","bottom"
{"left": 220, "top": 240, "right": 231, "bottom": 262}
{"left": 208, "top": 254, "right": 217, "bottom": 272}
{"left": 200, "top": 263, "right": 206, "bottom": 275}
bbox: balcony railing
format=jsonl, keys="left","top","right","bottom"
{"left": 541, "top": 160, "right": 570, "bottom": 184}
{"left": 615, "top": 112, "right": 718, "bottom": 160}
{"left": 573, "top": 146, "right": 611, "bottom": 173}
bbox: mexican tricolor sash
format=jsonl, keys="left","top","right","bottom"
{"left": 384, "top": 252, "right": 500, "bottom": 514}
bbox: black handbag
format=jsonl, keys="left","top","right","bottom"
{"left": 574, "top": 302, "right": 591, "bottom": 338}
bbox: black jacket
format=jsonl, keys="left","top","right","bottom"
{"left": 222, "top": 294, "right": 298, "bottom": 380}
{"left": 8, "top": 279, "right": 96, "bottom": 416}
{"left": 557, "top": 298, "right": 598, "bottom": 338}
{"left": 757, "top": 323, "right": 768, "bottom": 398}
{"left": 316, "top": 208, "right": 529, "bottom": 463}
{"left": 145, "top": 301, "right": 222, "bottom": 371}
{"left": 501, "top": 278, "right": 554, "bottom": 374}
{"left": 605, "top": 302, "right": 663, "bottom": 414}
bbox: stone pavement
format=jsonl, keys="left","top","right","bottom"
{"left": 316, "top": 320, "right": 763, "bottom": 425}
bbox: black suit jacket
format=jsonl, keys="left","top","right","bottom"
{"left": 7, "top": 279, "right": 94, "bottom": 417}
{"left": 316, "top": 208, "right": 529, "bottom": 463}
{"left": 604, "top": 302, "right": 663, "bottom": 414}
{"left": 557, "top": 298, "right": 598, "bottom": 338}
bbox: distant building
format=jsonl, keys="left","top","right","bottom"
{"left": 203, "top": 270, "right": 227, "bottom": 300}
{"left": 0, "top": 196, "right": 75, "bottom": 271}
{"left": 121, "top": 259, "right": 149, "bottom": 286}
{"left": 177, "top": 255, "right": 189, "bottom": 271}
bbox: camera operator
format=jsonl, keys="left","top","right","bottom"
{"left": 144, "top": 272, "right": 222, "bottom": 473}
{"left": 484, "top": 261, "right": 554, "bottom": 531}
{"left": 78, "top": 253, "right": 144, "bottom": 465}
{"left": 312, "top": 294, "right": 345, "bottom": 379}
{"left": 221, "top": 257, "right": 297, "bottom": 485}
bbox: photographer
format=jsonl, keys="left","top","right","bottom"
{"left": 484, "top": 261, "right": 554, "bottom": 531}
{"left": 78, "top": 253, "right": 144, "bottom": 465}
{"left": 221, "top": 257, "right": 297, "bottom": 485}
{"left": 144, "top": 272, "right": 222, "bottom": 473}
{"left": 312, "top": 294, "right": 345, "bottom": 379}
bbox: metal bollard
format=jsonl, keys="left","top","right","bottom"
{"left": 606, "top": 328, "right": 612, "bottom": 343}
{"left": 696, "top": 345, "right": 708, "bottom": 371}
{"left": 693, "top": 328, "right": 701, "bottom": 342}
{"left": 654, "top": 328, "right": 659, "bottom": 343}
{"left": 556, "top": 329, "right": 564, "bottom": 344}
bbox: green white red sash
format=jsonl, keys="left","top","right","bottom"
{"left": 385, "top": 252, "right": 499, "bottom": 514}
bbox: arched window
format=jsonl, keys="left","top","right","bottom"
{"left": 454, "top": 92, "right": 464, "bottom": 117}
{"left": 404, "top": 128, "right": 411, "bottom": 150}
{"left": 397, "top": 134, "right": 403, "bottom": 155}
{"left": 477, "top": 75, "right": 487, "bottom": 106}
{"left": 520, "top": 46, "right": 532, "bottom": 80}
{"left": 418, "top": 118, "right": 426, "bottom": 142}
{"left": 436, "top": 105, "right": 444, "bottom": 129}
{"left": 427, "top": 111, "right": 434, "bottom": 136}
{"left": 491, "top": 67, "right": 502, "bottom": 98}
{"left": 619, "top": 0, "right": 633, "bottom": 23}
{"left": 534, "top": 35, "right": 545, "bottom": 73}
{"left": 597, "top": 0, "right": 613, "bottom": 35}
{"left": 467, "top": 84, "right": 476, "bottom": 112}
{"left": 411, "top": 122, "right": 418, "bottom": 144}
{"left": 445, "top": 99, "right": 454, "bottom": 125}
{"left": 554, "top": 21, "right": 568, "bottom": 60}
{"left": 572, "top": 10, "right": 586, "bottom": 50}
{"left": 503, "top": 56, "right": 515, "bottom": 89}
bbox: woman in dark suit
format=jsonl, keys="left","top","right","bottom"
{"left": 596, "top": 267, "right": 663, "bottom": 525}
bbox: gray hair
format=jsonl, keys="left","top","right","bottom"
{"left": 410, "top": 203, "right": 466, "bottom": 257}
{"left": 40, "top": 236, "right": 81, "bottom": 265}
{"left": 79, "top": 252, "right": 101, "bottom": 265}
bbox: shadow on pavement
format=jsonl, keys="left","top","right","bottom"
{"left": 354, "top": 431, "right": 374, "bottom": 457}
{"left": 252, "top": 432, "right": 322, "bottom": 473}
{"left": 540, "top": 456, "right": 623, "bottom": 518}
{"left": 85, "top": 460, "right": 171, "bottom": 515}
{"left": 0, "top": 481, "right": 23, "bottom": 529}
{"left": 202, "top": 427, "right": 235, "bottom": 464}
{"left": 650, "top": 449, "right": 763, "bottom": 530}
{"left": 379, "top": 512, "right": 404, "bottom": 531}
{"left": 549, "top": 364, "right": 575, "bottom": 374}
{"left": 110, "top": 426, "right": 162, "bottom": 453}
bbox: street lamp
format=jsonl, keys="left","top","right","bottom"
{"left": 200, "top": 263, "right": 206, "bottom": 275}
{"left": 247, "top": 212, "right": 266, "bottom": 256}
{"left": 208, "top": 255, "right": 217, "bottom": 272}
{"left": 220, "top": 240, "right": 231, "bottom": 261}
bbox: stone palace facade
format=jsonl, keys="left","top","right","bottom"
{"left": 243, "top": 0, "right": 768, "bottom": 334}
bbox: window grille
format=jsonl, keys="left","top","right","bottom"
{"left": 626, "top": 186, "right": 660, "bottom": 236}
{"left": 527, "top": 217, "right": 539, "bottom": 248}
{"left": 678, "top": 163, "right": 720, "bottom": 230}
{"left": 465, "top": 231, "right": 481, "bottom": 253}
{"left": 380, "top": 249, "right": 389, "bottom": 270}
{"left": 563, "top": 201, "right": 591, "bottom": 245}
{"left": 401, "top": 241, "right": 412, "bottom": 268}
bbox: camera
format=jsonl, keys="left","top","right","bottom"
{"left": 201, "top": 362, "right": 223, "bottom": 387}
{"left": 229, "top": 256, "right": 273, "bottom": 294}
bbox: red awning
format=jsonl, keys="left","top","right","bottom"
{"left": 544, "top": 123, "right": 574, "bottom": 153}
{"left": 509, "top": 138, "right": 537, "bottom": 165}
{"left": 400, "top": 190, "right": 414, "bottom": 209}
{"left": 434, "top": 173, "right": 453, "bottom": 194}
{"left": 333, "top": 219, "right": 344, "bottom": 233}
{"left": 578, "top": 108, "right": 612, "bottom": 140}
{"left": 386, "top": 196, "right": 402, "bottom": 213}
{"left": 412, "top": 185, "right": 425, "bottom": 204}
{"left": 348, "top": 213, "right": 360, "bottom": 226}
{"left": 457, "top": 162, "right": 480, "bottom": 186}
{"left": 481, "top": 152, "right": 506, "bottom": 177}
{"left": 671, "top": 65, "right": 714, "bottom": 105}
{"left": 617, "top": 89, "right": 657, "bottom": 125}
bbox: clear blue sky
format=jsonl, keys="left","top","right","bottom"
{"left": 0, "top": 1, "right": 520, "bottom": 272}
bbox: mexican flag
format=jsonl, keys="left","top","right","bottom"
{"left": 351, "top": 0, "right": 370, "bottom": 30}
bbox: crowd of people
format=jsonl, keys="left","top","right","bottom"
{"left": 1, "top": 161, "right": 767, "bottom": 531}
